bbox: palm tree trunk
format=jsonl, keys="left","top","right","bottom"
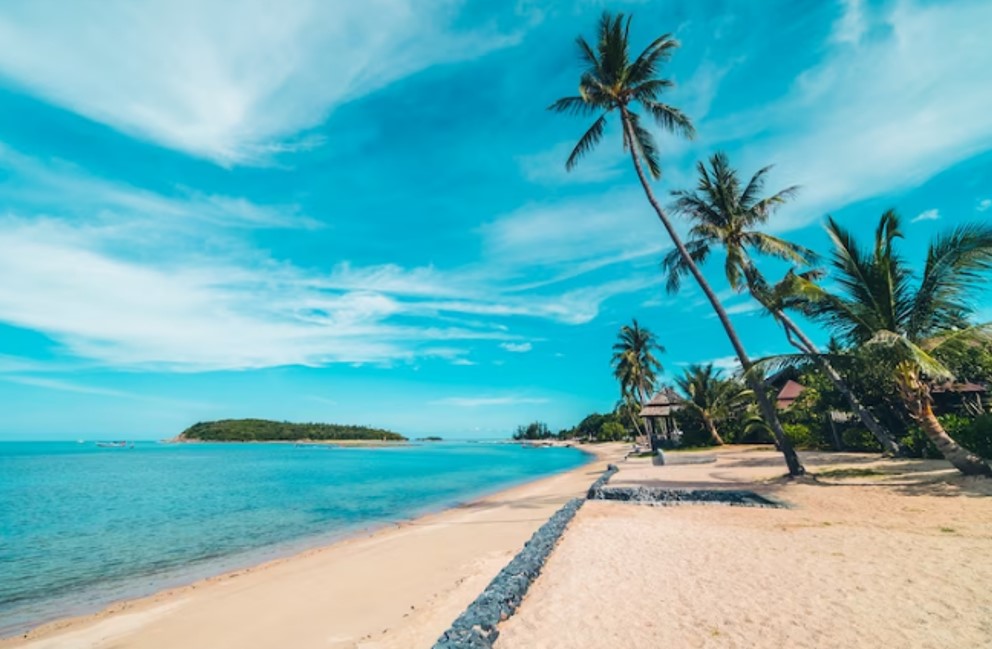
{"left": 703, "top": 415, "right": 725, "bottom": 445}
{"left": 771, "top": 304, "right": 904, "bottom": 456}
{"left": 618, "top": 107, "right": 804, "bottom": 476}
{"left": 915, "top": 400, "right": 992, "bottom": 476}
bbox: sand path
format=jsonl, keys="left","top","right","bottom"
{"left": 498, "top": 447, "right": 992, "bottom": 649}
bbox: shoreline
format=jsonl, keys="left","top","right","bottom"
{"left": 2, "top": 442, "right": 620, "bottom": 649}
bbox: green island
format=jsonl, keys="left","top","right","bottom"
{"left": 177, "top": 419, "right": 406, "bottom": 442}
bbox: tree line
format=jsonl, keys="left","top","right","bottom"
{"left": 540, "top": 11, "right": 992, "bottom": 477}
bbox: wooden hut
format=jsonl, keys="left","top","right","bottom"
{"left": 639, "top": 388, "right": 684, "bottom": 450}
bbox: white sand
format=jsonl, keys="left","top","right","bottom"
{"left": 498, "top": 447, "right": 992, "bottom": 649}
{"left": 2, "top": 443, "right": 626, "bottom": 649}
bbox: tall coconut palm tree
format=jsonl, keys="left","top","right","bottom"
{"left": 796, "top": 210, "right": 992, "bottom": 476}
{"left": 662, "top": 153, "right": 903, "bottom": 455}
{"left": 611, "top": 319, "right": 664, "bottom": 415}
{"left": 675, "top": 364, "right": 753, "bottom": 445}
{"left": 550, "top": 12, "right": 805, "bottom": 475}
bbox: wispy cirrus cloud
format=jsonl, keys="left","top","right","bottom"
{"left": 703, "top": 0, "right": 992, "bottom": 232}
{"left": 500, "top": 342, "right": 533, "bottom": 353}
{"left": 0, "top": 0, "right": 524, "bottom": 164}
{"left": 912, "top": 208, "right": 940, "bottom": 223}
{"left": 0, "top": 146, "right": 660, "bottom": 371}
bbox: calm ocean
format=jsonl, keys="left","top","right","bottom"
{"left": 0, "top": 441, "right": 587, "bottom": 636}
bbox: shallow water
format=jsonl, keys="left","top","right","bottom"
{"left": 0, "top": 440, "right": 586, "bottom": 635}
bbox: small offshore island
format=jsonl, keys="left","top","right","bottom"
{"left": 175, "top": 418, "right": 407, "bottom": 443}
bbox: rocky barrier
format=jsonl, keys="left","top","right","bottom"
{"left": 433, "top": 464, "right": 618, "bottom": 649}
{"left": 432, "top": 497, "right": 584, "bottom": 648}
{"left": 589, "top": 485, "right": 782, "bottom": 508}
{"left": 585, "top": 463, "right": 618, "bottom": 499}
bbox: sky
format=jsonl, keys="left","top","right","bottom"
{"left": 0, "top": 0, "right": 990, "bottom": 439}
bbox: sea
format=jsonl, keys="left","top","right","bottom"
{"left": 0, "top": 440, "right": 587, "bottom": 636}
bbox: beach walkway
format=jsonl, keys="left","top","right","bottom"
{"left": 497, "top": 447, "right": 992, "bottom": 648}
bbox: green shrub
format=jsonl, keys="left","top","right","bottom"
{"left": 840, "top": 427, "right": 882, "bottom": 452}
{"left": 899, "top": 413, "right": 992, "bottom": 459}
{"left": 782, "top": 423, "right": 815, "bottom": 449}
{"left": 597, "top": 420, "right": 626, "bottom": 442}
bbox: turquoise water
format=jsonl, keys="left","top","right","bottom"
{"left": 0, "top": 441, "right": 587, "bottom": 636}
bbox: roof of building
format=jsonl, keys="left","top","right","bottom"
{"left": 776, "top": 379, "right": 805, "bottom": 409}
{"left": 931, "top": 381, "right": 987, "bottom": 394}
{"left": 639, "top": 388, "right": 684, "bottom": 417}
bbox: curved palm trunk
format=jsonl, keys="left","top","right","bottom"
{"left": 619, "top": 108, "right": 804, "bottom": 476}
{"left": 916, "top": 401, "right": 992, "bottom": 476}
{"left": 896, "top": 371, "right": 992, "bottom": 476}
{"left": 703, "top": 415, "right": 725, "bottom": 445}
{"left": 770, "top": 303, "right": 905, "bottom": 456}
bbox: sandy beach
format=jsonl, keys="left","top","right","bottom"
{"left": 2, "top": 443, "right": 624, "bottom": 649}
{"left": 498, "top": 446, "right": 992, "bottom": 649}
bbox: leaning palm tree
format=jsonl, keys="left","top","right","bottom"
{"left": 796, "top": 210, "right": 992, "bottom": 476}
{"left": 675, "top": 363, "right": 753, "bottom": 445}
{"left": 662, "top": 153, "right": 903, "bottom": 455}
{"left": 550, "top": 15, "right": 805, "bottom": 475}
{"left": 611, "top": 319, "right": 664, "bottom": 416}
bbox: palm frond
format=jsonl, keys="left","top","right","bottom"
{"left": 747, "top": 232, "right": 815, "bottom": 265}
{"left": 629, "top": 78, "right": 674, "bottom": 103}
{"left": 661, "top": 238, "right": 710, "bottom": 293}
{"left": 565, "top": 114, "right": 607, "bottom": 171}
{"left": 908, "top": 222, "right": 992, "bottom": 339}
{"left": 547, "top": 95, "right": 597, "bottom": 116}
{"left": 864, "top": 330, "right": 954, "bottom": 381}
{"left": 626, "top": 110, "right": 661, "bottom": 178}
{"left": 627, "top": 34, "right": 678, "bottom": 85}
{"left": 640, "top": 99, "right": 695, "bottom": 139}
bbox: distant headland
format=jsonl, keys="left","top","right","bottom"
{"left": 175, "top": 419, "right": 407, "bottom": 443}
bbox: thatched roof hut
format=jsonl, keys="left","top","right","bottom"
{"left": 639, "top": 387, "right": 684, "bottom": 418}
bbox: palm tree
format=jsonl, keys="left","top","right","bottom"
{"left": 550, "top": 17, "right": 805, "bottom": 476}
{"left": 675, "top": 364, "right": 753, "bottom": 445}
{"left": 796, "top": 210, "right": 992, "bottom": 475}
{"left": 662, "top": 153, "right": 903, "bottom": 455}
{"left": 611, "top": 319, "right": 664, "bottom": 425}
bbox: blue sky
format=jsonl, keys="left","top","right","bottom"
{"left": 0, "top": 0, "right": 990, "bottom": 439}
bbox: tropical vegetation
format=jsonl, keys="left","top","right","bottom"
{"left": 674, "top": 364, "right": 752, "bottom": 445}
{"left": 610, "top": 319, "right": 664, "bottom": 435}
{"left": 179, "top": 419, "right": 405, "bottom": 442}
{"left": 552, "top": 11, "right": 805, "bottom": 475}
{"left": 546, "top": 11, "right": 992, "bottom": 478}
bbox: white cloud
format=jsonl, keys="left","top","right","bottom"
{"left": 0, "top": 147, "right": 663, "bottom": 370}
{"left": 706, "top": 355, "right": 742, "bottom": 374}
{"left": 500, "top": 342, "right": 533, "bottom": 353}
{"left": 831, "top": 0, "right": 867, "bottom": 44}
{"left": 430, "top": 396, "right": 549, "bottom": 407}
{"left": 709, "top": 0, "right": 992, "bottom": 232}
{"left": 706, "top": 300, "right": 764, "bottom": 318}
{"left": 978, "top": 199, "right": 991, "bottom": 212}
{"left": 479, "top": 190, "right": 671, "bottom": 271}
{"left": 911, "top": 208, "right": 940, "bottom": 223}
{"left": 517, "top": 139, "right": 625, "bottom": 185}
{"left": 0, "top": 1, "right": 521, "bottom": 163}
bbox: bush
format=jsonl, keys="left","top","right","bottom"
{"left": 899, "top": 413, "right": 992, "bottom": 459}
{"left": 597, "top": 421, "right": 626, "bottom": 442}
{"left": 840, "top": 427, "right": 882, "bottom": 452}
{"left": 782, "top": 423, "right": 815, "bottom": 449}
